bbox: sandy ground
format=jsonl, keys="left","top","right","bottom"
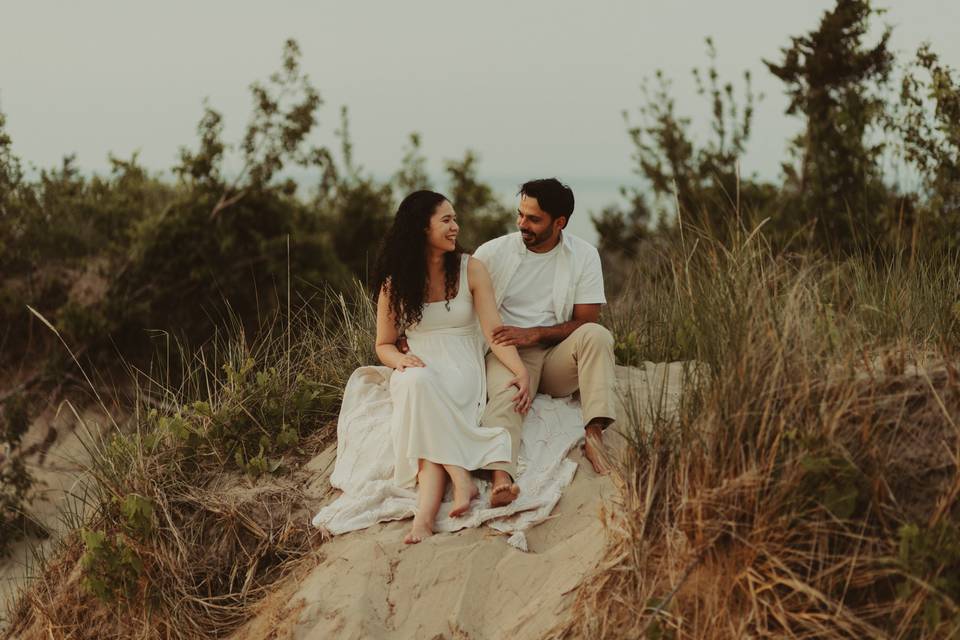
{"left": 0, "top": 361, "right": 692, "bottom": 637}
{"left": 0, "top": 404, "right": 105, "bottom": 628}
{"left": 235, "top": 444, "right": 615, "bottom": 640}
{"left": 233, "top": 362, "right": 693, "bottom": 640}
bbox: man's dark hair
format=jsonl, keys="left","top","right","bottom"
{"left": 519, "top": 178, "right": 575, "bottom": 226}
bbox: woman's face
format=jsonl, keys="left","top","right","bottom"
{"left": 425, "top": 200, "right": 459, "bottom": 253}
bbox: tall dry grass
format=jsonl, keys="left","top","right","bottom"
{"left": 553, "top": 228, "right": 960, "bottom": 638}
{"left": 2, "top": 285, "right": 376, "bottom": 639}
{"left": 4, "top": 222, "right": 959, "bottom": 639}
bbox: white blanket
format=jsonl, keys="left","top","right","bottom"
{"left": 311, "top": 365, "right": 589, "bottom": 551}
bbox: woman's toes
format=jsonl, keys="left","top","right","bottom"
{"left": 404, "top": 519, "right": 433, "bottom": 543}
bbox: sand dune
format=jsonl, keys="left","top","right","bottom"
{"left": 234, "top": 445, "right": 614, "bottom": 640}
{"left": 1, "top": 405, "right": 104, "bottom": 625}
{"left": 0, "top": 362, "right": 692, "bottom": 638}
{"left": 233, "top": 362, "right": 692, "bottom": 640}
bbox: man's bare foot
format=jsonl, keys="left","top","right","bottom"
{"left": 490, "top": 483, "right": 520, "bottom": 507}
{"left": 583, "top": 423, "right": 611, "bottom": 475}
{"left": 404, "top": 516, "right": 433, "bottom": 544}
{"left": 450, "top": 482, "right": 479, "bottom": 517}
{"left": 489, "top": 470, "right": 520, "bottom": 507}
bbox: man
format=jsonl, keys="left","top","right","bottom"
{"left": 474, "top": 178, "right": 618, "bottom": 507}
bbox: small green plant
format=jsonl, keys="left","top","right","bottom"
{"left": 614, "top": 330, "right": 644, "bottom": 367}
{"left": 795, "top": 449, "right": 868, "bottom": 519}
{"left": 896, "top": 521, "right": 960, "bottom": 633}
{"left": 80, "top": 528, "right": 145, "bottom": 603}
{"left": 195, "top": 361, "right": 330, "bottom": 475}
{"left": 118, "top": 494, "right": 156, "bottom": 538}
{"left": 78, "top": 491, "right": 153, "bottom": 602}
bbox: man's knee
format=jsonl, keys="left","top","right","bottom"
{"left": 573, "top": 322, "right": 614, "bottom": 350}
{"left": 481, "top": 401, "right": 523, "bottom": 431}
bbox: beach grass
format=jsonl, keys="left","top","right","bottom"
{"left": 2, "top": 284, "right": 376, "bottom": 639}
{"left": 3, "top": 227, "right": 959, "bottom": 638}
{"left": 552, "top": 224, "right": 960, "bottom": 639}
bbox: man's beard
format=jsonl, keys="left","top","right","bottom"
{"left": 521, "top": 228, "right": 554, "bottom": 248}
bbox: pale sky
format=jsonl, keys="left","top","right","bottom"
{"left": 1, "top": 1, "right": 958, "bottom": 240}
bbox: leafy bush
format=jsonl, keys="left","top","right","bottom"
{"left": 80, "top": 528, "right": 145, "bottom": 603}
{"left": 894, "top": 44, "right": 960, "bottom": 250}
{"left": 443, "top": 150, "right": 513, "bottom": 251}
{"left": 897, "top": 521, "right": 960, "bottom": 633}
{"left": 597, "top": 0, "right": 960, "bottom": 259}
{"left": 601, "top": 37, "right": 775, "bottom": 258}
{"left": 765, "top": 0, "right": 895, "bottom": 251}
{"left": 149, "top": 357, "right": 335, "bottom": 477}
{"left": 0, "top": 393, "right": 38, "bottom": 556}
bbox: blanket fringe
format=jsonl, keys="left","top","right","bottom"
{"left": 507, "top": 530, "right": 529, "bottom": 552}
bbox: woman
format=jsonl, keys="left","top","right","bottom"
{"left": 372, "top": 190, "right": 531, "bottom": 544}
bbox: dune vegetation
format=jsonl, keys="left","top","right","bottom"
{"left": 554, "top": 231, "right": 960, "bottom": 638}
{"left": 2, "top": 0, "right": 960, "bottom": 637}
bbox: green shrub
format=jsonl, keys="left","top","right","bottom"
{"left": 0, "top": 393, "right": 36, "bottom": 556}
{"left": 897, "top": 521, "right": 960, "bottom": 634}
{"left": 80, "top": 528, "right": 145, "bottom": 603}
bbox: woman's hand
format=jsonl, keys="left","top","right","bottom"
{"left": 395, "top": 354, "right": 426, "bottom": 371}
{"left": 506, "top": 370, "right": 533, "bottom": 415}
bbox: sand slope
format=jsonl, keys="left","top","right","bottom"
{"left": 1, "top": 405, "right": 104, "bottom": 625}
{"left": 234, "top": 362, "right": 693, "bottom": 640}
{"left": 236, "top": 445, "right": 614, "bottom": 640}
{"left": 0, "top": 362, "right": 691, "bottom": 637}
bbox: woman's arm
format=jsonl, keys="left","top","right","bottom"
{"left": 468, "top": 257, "right": 532, "bottom": 413}
{"left": 375, "top": 285, "right": 425, "bottom": 371}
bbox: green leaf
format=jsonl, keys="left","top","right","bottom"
{"left": 119, "top": 494, "right": 155, "bottom": 536}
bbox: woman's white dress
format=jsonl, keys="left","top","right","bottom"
{"left": 312, "top": 253, "right": 603, "bottom": 549}
{"left": 390, "top": 254, "right": 512, "bottom": 488}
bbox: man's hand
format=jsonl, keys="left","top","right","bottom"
{"left": 396, "top": 335, "right": 409, "bottom": 354}
{"left": 491, "top": 325, "right": 541, "bottom": 348}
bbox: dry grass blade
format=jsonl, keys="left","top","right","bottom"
{"left": 550, "top": 231, "right": 960, "bottom": 639}
{"left": 5, "top": 288, "right": 376, "bottom": 639}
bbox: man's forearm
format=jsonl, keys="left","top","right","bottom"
{"left": 534, "top": 320, "right": 589, "bottom": 346}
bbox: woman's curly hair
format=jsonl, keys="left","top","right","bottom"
{"left": 372, "top": 190, "right": 463, "bottom": 330}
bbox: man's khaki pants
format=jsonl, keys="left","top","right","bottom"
{"left": 481, "top": 322, "right": 618, "bottom": 479}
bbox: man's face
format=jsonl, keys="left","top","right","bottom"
{"left": 517, "top": 194, "right": 565, "bottom": 252}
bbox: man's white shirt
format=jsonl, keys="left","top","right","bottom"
{"left": 499, "top": 240, "right": 563, "bottom": 328}
{"left": 473, "top": 231, "right": 606, "bottom": 326}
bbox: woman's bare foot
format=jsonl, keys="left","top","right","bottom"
{"left": 450, "top": 483, "right": 479, "bottom": 518}
{"left": 444, "top": 464, "right": 479, "bottom": 518}
{"left": 489, "top": 470, "right": 520, "bottom": 507}
{"left": 404, "top": 516, "right": 434, "bottom": 544}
